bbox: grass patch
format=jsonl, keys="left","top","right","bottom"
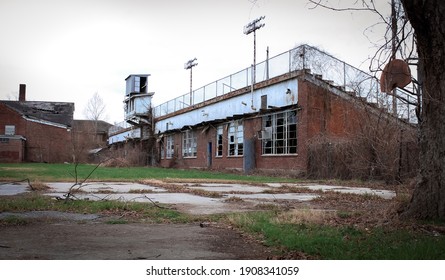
{"left": 227, "top": 211, "right": 445, "bottom": 259}
{"left": 225, "top": 196, "right": 244, "bottom": 203}
{"left": 0, "top": 193, "right": 192, "bottom": 224}
{"left": 337, "top": 211, "right": 354, "bottom": 219}
{"left": 106, "top": 219, "right": 129, "bottom": 224}
{"left": 0, "top": 215, "right": 29, "bottom": 226}
{"left": 254, "top": 203, "right": 282, "bottom": 211}
{"left": 0, "top": 163, "right": 299, "bottom": 183}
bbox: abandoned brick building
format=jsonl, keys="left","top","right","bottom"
{"left": 109, "top": 45, "right": 418, "bottom": 180}
{"left": 0, "top": 84, "right": 74, "bottom": 163}
{"left": 0, "top": 84, "right": 111, "bottom": 163}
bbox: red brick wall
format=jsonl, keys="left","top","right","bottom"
{"left": 0, "top": 103, "right": 26, "bottom": 135}
{"left": 157, "top": 76, "right": 385, "bottom": 175}
{"left": 159, "top": 127, "right": 244, "bottom": 170}
{"left": 301, "top": 80, "right": 365, "bottom": 137}
{"left": 0, "top": 138, "right": 25, "bottom": 163}
{"left": 25, "top": 120, "right": 72, "bottom": 163}
{"left": 0, "top": 103, "right": 26, "bottom": 163}
{"left": 0, "top": 102, "right": 73, "bottom": 163}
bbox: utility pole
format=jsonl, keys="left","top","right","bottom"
{"left": 266, "top": 46, "right": 269, "bottom": 80}
{"left": 184, "top": 58, "right": 198, "bottom": 107}
{"left": 244, "top": 16, "right": 265, "bottom": 110}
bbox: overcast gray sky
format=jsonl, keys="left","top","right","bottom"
{"left": 0, "top": 0, "right": 388, "bottom": 123}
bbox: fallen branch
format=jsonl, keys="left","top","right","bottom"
{"left": 144, "top": 195, "right": 170, "bottom": 209}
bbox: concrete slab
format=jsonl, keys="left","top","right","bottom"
{"left": 45, "top": 192, "right": 230, "bottom": 215}
{"left": 1, "top": 181, "right": 396, "bottom": 215}
{"left": 266, "top": 183, "right": 396, "bottom": 199}
{"left": 185, "top": 183, "right": 270, "bottom": 193}
{"left": 225, "top": 193, "right": 319, "bottom": 201}
{"left": 0, "top": 183, "right": 28, "bottom": 196}
{"left": 46, "top": 182, "right": 166, "bottom": 193}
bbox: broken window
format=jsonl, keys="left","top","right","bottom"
{"left": 166, "top": 135, "right": 174, "bottom": 159}
{"left": 182, "top": 130, "right": 197, "bottom": 157}
{"left": 160, "top": 138, "right": 165, "bottom": 160}
{"left": 228, "top": 120, "right": 243, "bottom": 156}
{"left": 134, "top": 76, "right": 140, "bottom": 92}
{"left": 216, "top": 125, "right": 223, "bottom": 157}
{"left": 262, "top": 110, "right": 297, "bottom": 155}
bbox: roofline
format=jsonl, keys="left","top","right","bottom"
{"left": 23, "top": 116, "right": 71, "bottom": 129}
{"left": 125, "top": 74, "right": 151, "bottom": 80}
{"left": 0, "top": 135, "right": 26, "bottom": 141}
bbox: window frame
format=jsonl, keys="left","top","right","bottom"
{"left": 228, "top": 120, "right": 243, "bottom": 157}
{"left": 166, "top": 135, "right": 174, "bottom": 159}
{"left": 262, "top": 110, "right": 298, "bottom": 155}
{"left": 182, "top": 130, "right": 197, "bottom": 158}
{"left": 216, "top": 125, "right": 223, "bottom": 157}
{"left": 5, "top": 125, "right": 15, "bottom": 136}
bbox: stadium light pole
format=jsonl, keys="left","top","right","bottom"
{"left": 244, "top": 16, "right": 265, "bottom": 85}
{"left": 244, "top": 16, "right": 265, "bottom": 110}
{"left": 184, "top": 58, "right": 198, "bottom": 106}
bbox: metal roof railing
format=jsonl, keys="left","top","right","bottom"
{"left": 153, "top": 44, "right": 418, "bottom": 124}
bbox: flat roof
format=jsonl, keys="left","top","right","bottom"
{"left": 125, "top": 74, "right": 150, "bottom": 80}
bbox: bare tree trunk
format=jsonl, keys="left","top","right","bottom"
{"left": 401, "top": 0, "right": 445, "bottom": 220}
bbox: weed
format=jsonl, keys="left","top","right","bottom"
{"left": 0, "top": 215, "right": 29, "bottom": 226}
{"left": 275, "top": 209, "right": 336, "bottom": 224}
{"left": 254, "top": 203, "right": 281, "bottom": 211}
{"left": 29, "top": 180, "right": 50, "bottom": 191}
{"left": 337, "top": 211, "right": 353, "bottom": 219}
{"left": 225, "top": 196, "right": 244, "bottom": 203}
{"left": 0, "top": 193, "right": 192, "bottom": 224}
{"left": 106, "top": 219, "right": 128, "bottom": 224}
{"left": 96, "top": 190, "right": 116, "bottom": 194}
{"left": 0, "top": 193, "right": 52, "bottom": 212}
{"left": 188, "top": 188, "right": 223, "bottom": 198}
{"left": 128, "top": 189, "right": 155, "bottom": 194}
{"left": 227, "top": 211, "right": 445, "bottom": 259}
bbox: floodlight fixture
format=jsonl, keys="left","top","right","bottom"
{"left": 184, "top": 58, "right": 198, "bottom": 70}
{"left": 243, "top": 16, "right": 265, "bottom": 35}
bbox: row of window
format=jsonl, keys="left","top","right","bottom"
{"left": 160, "top": 110, "right": 297, "bottom": 159}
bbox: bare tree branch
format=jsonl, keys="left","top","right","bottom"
{"left": 83, "top": 92, "right": 106, "bottom": 121}
{"left": 308, "top": 0, "right": 388, "bottom": 23}
{"left": 64, "top": 161, "right": 103, "bottom": 202}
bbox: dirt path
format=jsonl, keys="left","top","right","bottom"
{"left": 0, "top": 219, "right": 271, "bottom": 260}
